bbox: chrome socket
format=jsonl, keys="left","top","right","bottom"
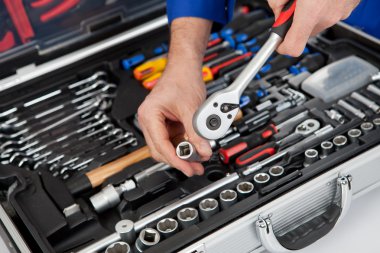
{"left": 253, "top": 173, "right": 270, "bottom": 191}
{"left": 337, "top": 100, "right": 366, "bottom": 119}
{"left": 360, "top": 122, "right": 374, "bottom": 134}
{"left": 268, "top": 166, "right": 284, "bottom": 180}
{"left": 347, "top": 129, "right": 362, "bottom": 143}
{"left": 320, "top": 141, "right": 334, "bottom": 159}
{"left": 105, "top": 242, "right": 131, "bottom": 253}
{"left": 219, "top": 189, "right": 238, "bottom": 210}
{"left": 304, "top": 149, "right": 319, "bottom": 167}
{"left": 177, "top": 207, "right": 199, "bottom": 229}
{"left": 324, "top": 109, "right": 345, "bottom": 124}
{"left": 90, "top": 180, "right": 136, "bottom": 213}
{"left": 236, "top": 181, "right": 254, "bottom": 198}
{"left": 176, "top": 141, "right": 201, "bottom": 162}
{"left": 115, "top": 220, "right": 135, "bottom": 244}
{"left": 351, "top": 92, "right": 380, "bottom": 114}
{"left": 135, "top": 228, "right": 160, "bottom": 253}
{"left": 199, "top": 198, "right": 219, "bottom": 220}
{"left": 373, "top": 118, "right": 380, "bottom": 128}
{"left": 333, "top": 135, "right": 348, "bottom": 150}
{"left": 156, "top": 218, "right": 178, "bottom": 239}
{"left": 367, "top": 84, "right": 380, "bottom": 97}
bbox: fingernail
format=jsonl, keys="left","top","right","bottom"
{"left": 184, "top": 171, "right": 193, "bottom": 177}
{"left": 197, "top": 169, "right": 205, "bottom": 176}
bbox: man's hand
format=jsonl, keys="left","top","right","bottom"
{"left": 268, "top": 0, "right": 360, "bottom": 56}
{"left": 138, "top": 17, "right": 213, "bottom": 176}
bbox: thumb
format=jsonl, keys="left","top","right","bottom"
{"left": 182, "top": 112, "right": 212, "bottom": 159}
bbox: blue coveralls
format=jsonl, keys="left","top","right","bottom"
{"left": 167, "top": 0, "right": 380, "bottom": 38}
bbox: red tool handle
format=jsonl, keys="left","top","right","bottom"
{"left": 0, "top": 31, "right": 16, "bottom": 52}
{"left": 4, "top": 0, "right": 35, "bottom": 44}
{"left": 41, "top": 0, "right": 80, "bottom": 23}
{"left": 31, "top": 0, "right": 53, "bottom": 8}
{"left": 211, "top": 52, "right": 252, "bottom": 75}
{"left": 219, "top": 124, "right": 277, "bottom": 164}
{"left": 235, "top": 142, "right": 277, "bottom": 167}
{"left": 272, "top": 0, "right": 297, "bottom": 39}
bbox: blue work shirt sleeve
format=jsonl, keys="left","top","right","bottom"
{"left": 167, "top": 0, "right": 235, "bottom": 26}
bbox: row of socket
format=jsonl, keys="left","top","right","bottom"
{"left": 303, "top": 119, "right": 380, "bottom": 167}
{"left": 104, "top": 180, "right": 261, "bottom": 253}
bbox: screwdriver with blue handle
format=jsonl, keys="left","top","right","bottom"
{"left": 219, "top": 10, "right": 267, "bottom": 38}
{"left": 289, "top": 53, "right": 326, "bottom": 74}
{"left": 121, "top": 43, "right": 168, "bottom": 70}
{"left": 256, "top": 47, "right": 309, "bottom": 78}
{"left": 225, "top": 17, "right": 274, "bottom": 44}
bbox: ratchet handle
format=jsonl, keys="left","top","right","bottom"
{"left": 271, "top": 0, "right": 297, "bottom": 39}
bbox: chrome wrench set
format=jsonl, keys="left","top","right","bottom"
{"left": 0, "top": 71, "right": 138, "bottom": 179}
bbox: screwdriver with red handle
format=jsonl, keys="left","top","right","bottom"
{"left": 219, "top": 124, "right": 277, "bottom": 164}
{"left": 234, "top": 132, "right": 304, "bottom": 168}
{"left": 235, "top": 118, "right": 321, "bottom": 168}
{"left": 220, "top": 110, "right": 309, "bottom": 165}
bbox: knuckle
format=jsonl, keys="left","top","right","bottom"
{"left": 267, "top": 0, "right": 276, "bottom": 8}
{"left": 341, "top": 10, "right": 353, "bottom": 20}
{"left": 137, "top": 105, "right": 147, "bottom": 121}
{"left": 324, "top": 14, "right": 341, "bottom": 26}
{"left": 268, "top": 0, "right": 281, "bottom": 8}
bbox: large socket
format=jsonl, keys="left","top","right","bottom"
{"left": 156, "top": 218, "right": 178, "bottom": 239}
{"left": 177, "top": 207, "right": 199, "bottom": 229}
{"left": 253, "top": 173, "right": 270, "bottom": 191}
{"left": 106, "top": 242, "right": 131, "bottom": 253}
{"left": 304, "top": 149, "right": 319, "bottom": 167}
{"left": 236, "top": 181, "right": 254, "bottom": 198}
{"left": 219, "top": 189, "right": 238, "bottom": 210}
{"left": 199, "top": 198, "right": 220, "bottom": 220}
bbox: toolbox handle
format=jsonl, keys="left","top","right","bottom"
{"left": 256, "top": 175, "right": 352, "bottom": 253}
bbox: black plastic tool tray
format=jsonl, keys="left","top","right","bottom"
{"left": 0, "top": 2, "right": 380, "bottom": 253}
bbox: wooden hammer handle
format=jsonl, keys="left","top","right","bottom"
{"left": 86, "top": 145, "right": 151, "bottom": 188}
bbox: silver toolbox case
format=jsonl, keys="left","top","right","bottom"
{"left": 0, "top": 1, "right": 380, "bottom": 252}
{"left": 181, "top": 143, "right": 380, "bottom": 253}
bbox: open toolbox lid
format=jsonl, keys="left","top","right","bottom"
{"left": 0, "top": 0, "right": 166, "bottom": 79}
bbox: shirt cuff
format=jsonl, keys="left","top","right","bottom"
{"left": 167, "top": 0, "right": 235, "bottom": 26}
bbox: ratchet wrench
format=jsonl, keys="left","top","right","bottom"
{"left": 193, "top": 0, "right": 297, "bottom": 140}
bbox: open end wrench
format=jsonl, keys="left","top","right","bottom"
{"left": 193, "top": 0, "right": 296, "bottom": 140}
